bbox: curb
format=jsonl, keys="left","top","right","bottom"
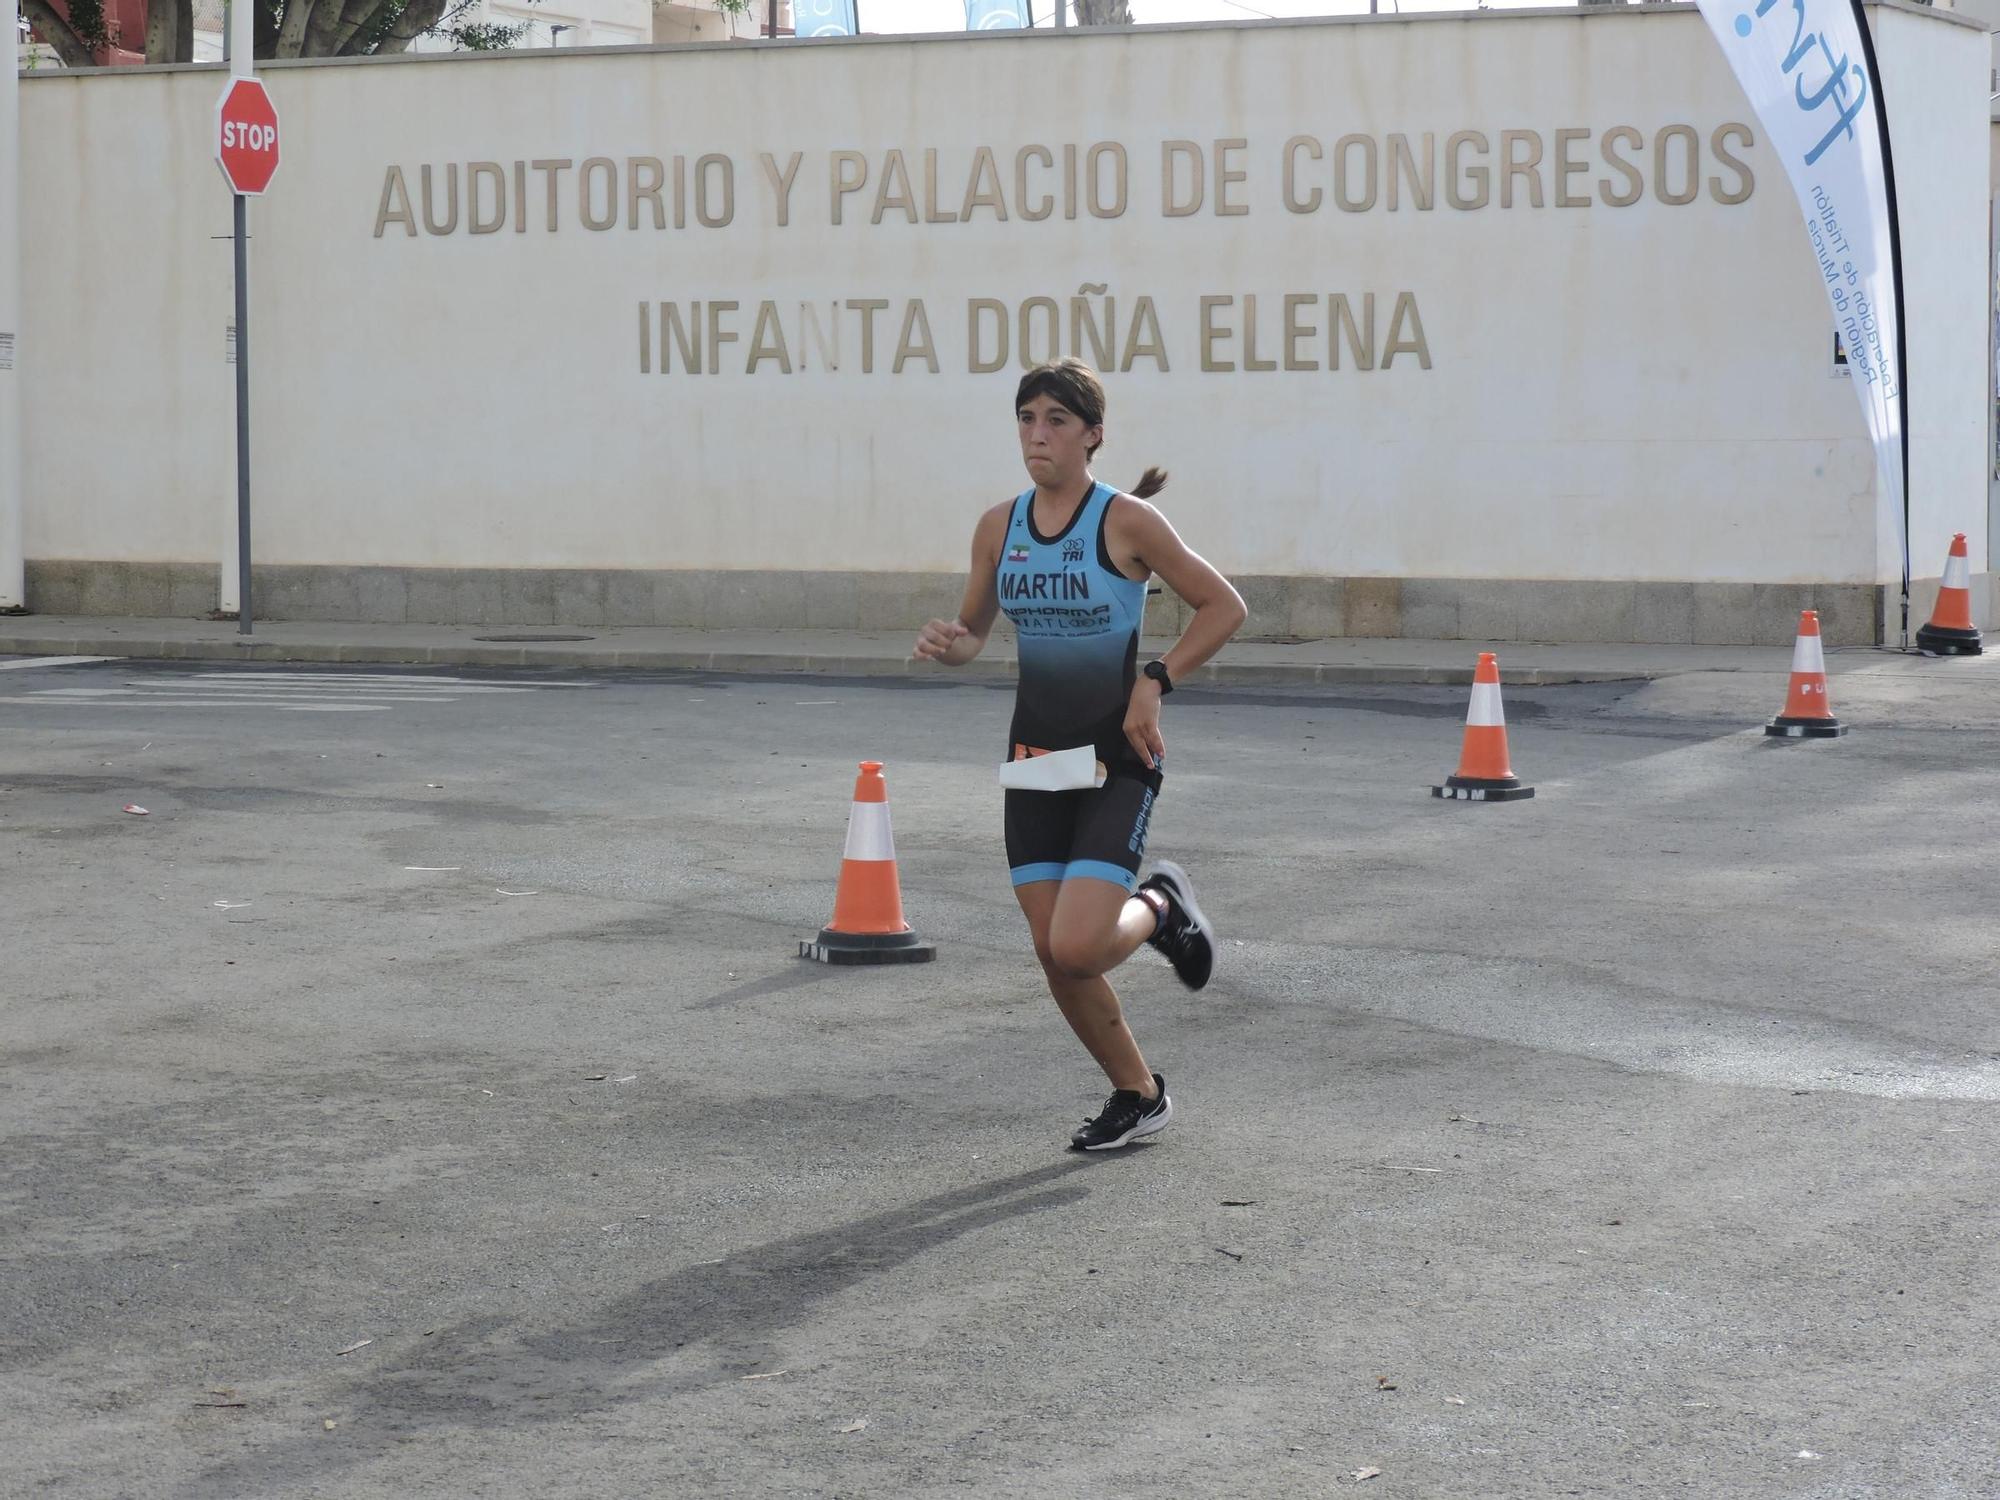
{"left": 0, "top": 632, "right": 1654, "bottom": 688}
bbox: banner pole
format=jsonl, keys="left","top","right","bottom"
{"left": 1847, "top": 0, "right": 1911, "bottom": 649}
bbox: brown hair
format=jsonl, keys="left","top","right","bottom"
{"left": 1014, "top": 357, "right": 1168, "bottom": 500}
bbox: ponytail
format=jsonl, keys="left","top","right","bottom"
{"left": 1131, "top": 466, "right": 1169, "bottom": 500}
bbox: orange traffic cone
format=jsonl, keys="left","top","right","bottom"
{"left": 1764, "top": 610, "right": 1847, "bottom": 738}
{"left": 1915, "top": 533, "right": 1983, "bottom": 656}
{"left": 1432, "top": 653, "right": 1535, "bottom": 802}
{"left": 799, "top": 761, "right": 936, "bottom": 965}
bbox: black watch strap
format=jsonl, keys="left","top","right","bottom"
{"left": 1144, "top": 660, "right": 1175, "bottom": 695}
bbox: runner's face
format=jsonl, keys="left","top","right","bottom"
{"left": 1017, "top": 394, "right": 1101, "bottom": 489}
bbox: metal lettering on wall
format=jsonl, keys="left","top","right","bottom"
{"left": 371, "top": 126, "right": 1756, "bottom": 377}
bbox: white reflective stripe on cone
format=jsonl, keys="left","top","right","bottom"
{"left": 1465, "top": 681, "right": 1507, "bottom": 728}
{"left": 843, "top": 802, "right": 897, "bottom": 861}
{"left": 1943, "top": 551, "right": 1971, "bottom": 590}
{"left": 1791, "top": 632, "right": 1827, "bottom": 676}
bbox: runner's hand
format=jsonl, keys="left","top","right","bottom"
{"left": 913, "top": 618, "right": 970, "bottom": 662}
{"left": 1125, "top": 682, "right": 1166, "bottom": 768}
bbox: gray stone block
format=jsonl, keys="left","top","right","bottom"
{"left": 1527, "top": 582, "right": 1639, "bottom": 644}
{"left": 1808, "top": 584, "right": 1879, "bottom": 647}
{"left": 1750, "top": 584, "right": 1815, "bottom": 646}
{"left": 1398, "top": 580, "right": 1460, "bottom": 641}
{"left": 552, "top": 571, "right": 610, "bottom": 627}
{"left": 501, "top": 570, "right": 557, "bottom": 626}
{"left": 1286, "top": 577, "right": 1345, "bottom": 639}
{"left": 254, "top": 567, "right": 316, "bottom": 622}
{"left": 857, "top": 572, "right": 955, "bottom": 631}
{"left": 27, "top": 561, "right": 86, "bottom": 616}
{"left": 170, "top": 565, "right": 217, "bottom": 619}
{"left": 653, "top": 570, "right": 710, "bottom": 628}
{"left": 804, "top": 572, "right": 861, "bottom": 630}
{"left": 604, "top": 571, "right": 656, "bottom": 627}
{"left": 355, "top": 568, "right": 409, "bottom": 625}
{"left": 1233, "top": 575, "right": 1294, "bottom": 640}
{"left": 123, "top": 564, "right": 175, "bottom": 618}
{"left": 1692, "top": 584, "right": 1757, "bottom": 646}
{"left": 1452, "top": 581, "right": 1522, "bottom": 643}
{"left": 404, "top": 570, "right": 503, "bottom": 626}
{"left": 1343, "top": 578, "right": 1402, "bottom": 638}
{"left": 77, "top": 565, "right": 128, "bottom": 617}
{"left": 1142, "top": 585, "right": 1184, "bottom": 645}
{"left": 706, "top": 571, "right": 794, "bottom": 630}
{"left": 306, "top": 568, "right": 363, "bottom": 622}
{"left": 1632, "top": 583, "right": 1696, "bottom": 646}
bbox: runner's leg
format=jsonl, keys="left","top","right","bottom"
{"left": 1014, "top": 878, "right": 1155, "bottom": 1097}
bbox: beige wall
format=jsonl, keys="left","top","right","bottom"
{"left": 14, "top": 6, "right": 1994, "bottom": 633}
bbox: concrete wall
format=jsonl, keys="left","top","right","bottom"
{"left": 14, "top": 4, "right": 1994, "bottom": 641}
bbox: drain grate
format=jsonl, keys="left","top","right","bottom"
{"left": 472, "top": 633, "right": 598, "bottom": 643}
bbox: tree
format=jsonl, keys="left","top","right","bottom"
{"left": 21, "top": 0, "right": 539, "bottom": 68}
{"left": 1073, "top": 0, "right": 1132, "bottom": 23}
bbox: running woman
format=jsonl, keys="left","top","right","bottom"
{"left": 912, "top": 358, "right": 1247, "bottom": 1151}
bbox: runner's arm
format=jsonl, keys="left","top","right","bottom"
{"left": 912, "top": 503, "right": 1008, "bottom": 665}
{"left": 1121, "top": 499, "right": 1247, "bottom": 681}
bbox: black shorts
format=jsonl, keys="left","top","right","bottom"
{"left": 1005, "top": 772, "right": 1160, "bottom": 892}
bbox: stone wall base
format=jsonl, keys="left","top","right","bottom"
{"left": 26, "top": 561, "right": 1995, "bottom": 647}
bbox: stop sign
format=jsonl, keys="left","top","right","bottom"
{"left": 215, "top": 78, "right": 280, "bottom": 196}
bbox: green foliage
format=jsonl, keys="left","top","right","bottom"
{"left": 444, "top": 19, "right": 528, "bottom": 47}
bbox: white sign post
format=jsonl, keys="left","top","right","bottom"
{"left": 216, "top": 0, "right": 272, "bottom": 631}
{"left": 2, "top": 7, "right": 25, "bottom": 613}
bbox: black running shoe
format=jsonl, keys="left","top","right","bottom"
{"left": 1069, "top": 1073, "right": 1173, "bottom": 1151}
{"left": 1140, "top": 860, "right": 1216, "bottom": 991}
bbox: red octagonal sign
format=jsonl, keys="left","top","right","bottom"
{"left": 215, "top": 78, "right": 280, "bottom": 196}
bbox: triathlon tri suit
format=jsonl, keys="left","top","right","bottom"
{"left": 998, "top": 480, "right": 1162, "bottom": 892}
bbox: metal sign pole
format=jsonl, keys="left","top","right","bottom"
{"left": 224, "top": 0, "right": 253, "bottom": 633}
{"left": 233, "top": 190, "right": 251, "bottom": 634}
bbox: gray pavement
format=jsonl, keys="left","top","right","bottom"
{"left": 2, "top": 654, "right": 1998, "bottom": 1498}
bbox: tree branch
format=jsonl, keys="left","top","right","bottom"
{"left": 273, "top": 0, "right": 322, "bottom": 58}
{"left": 317, "top": 0, "right": 379, "bottom": 57}
{"left": 21, "top": 0, "right": 99, "bottom": 67}
{"left": 369, "top": 0, "right": 448, "bottom": 55}
{"left": 143, "top": 0, "right": 179, "bottom": 63}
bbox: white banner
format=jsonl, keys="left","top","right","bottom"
{"left": 1694, "top": 0, "right": 1905, "bottom": 566}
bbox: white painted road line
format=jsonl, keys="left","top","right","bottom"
{"left": 0, "top": 656, "right": 116, "bottom": 671}
{"left": 2, "top": 667, "right": 602, "bottom": 714}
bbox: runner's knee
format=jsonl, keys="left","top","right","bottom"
{"left": 1047, "top": 933, "right": 1108, "bottom": 981}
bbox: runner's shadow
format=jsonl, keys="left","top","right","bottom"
{"left": 182, "top": 1161, "right": 1092, "bottom": 1497}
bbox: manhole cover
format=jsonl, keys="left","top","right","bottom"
{"left": 472, "top": 633, "right": 598, "bottom": 643}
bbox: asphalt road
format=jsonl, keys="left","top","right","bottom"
{"left": 3, "top": 655, "right": 1997, "bottom": 1499}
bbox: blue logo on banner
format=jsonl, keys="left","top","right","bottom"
{"left": 965, "top": 0, "right": 1030, "bottom": 28}
{"left": 1733, "top": 0, "right": 1871, "bottom": 167}
{"left": 795, "top": 0, "right": 858, "bottom": 36}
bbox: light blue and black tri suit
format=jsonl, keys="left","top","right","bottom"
{"left": 998, "top": 480, "right": 1162, "bottom": 892}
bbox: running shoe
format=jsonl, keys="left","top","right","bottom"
{"left": 1069, "top": 1073, "right": 1173, "bottom": 1151}
{"left": 1140, "top": 859, "right": 1216, "bottom": 990}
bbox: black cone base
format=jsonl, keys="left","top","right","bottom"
{"left": 799, "top": 927, "right": 937, "bottom": 965}
{"left": 1765, "top": 716, "right": 1847, "bottom": 739}
{"left": 1915, "top": 623, "right": 1983, "bottom": 657}
{"left": 1432, "top": 774, "right": 1535, "bottom": 802}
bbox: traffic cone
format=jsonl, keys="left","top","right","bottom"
{"left": 1915, "top": 533, "right": 1983, "bottom": 656}
{"left": 1432, "top": 653, "right": 1535, "bottom": 802}
{"left": 799, "top": 761, "right": 936, "bottom": 965}
{"left": 1764, "top": 610, "right": 1847, "bottom": 738}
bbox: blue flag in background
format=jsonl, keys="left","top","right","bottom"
{"left": 965, "top": 0, "right": 1030, "bottom": 29}
{"left": 795, "top": 0, "right": 859, "bottom": 36}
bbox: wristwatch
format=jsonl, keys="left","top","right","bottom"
{"left": 1143, "top": 660, "right": 1175, "bottom": 695}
